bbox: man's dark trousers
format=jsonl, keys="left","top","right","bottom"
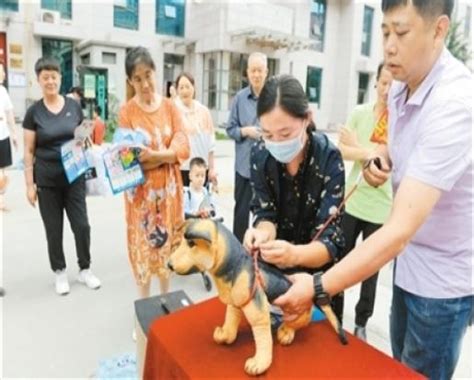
{"left": 233, "top": 172, "right": 252, "bottom": 242}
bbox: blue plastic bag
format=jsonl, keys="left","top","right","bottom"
{"left": 113, "top": 128, "right": 149, "bottom": 146}
{"left": 96, "top": 352, "right": 137, "bottom": 379}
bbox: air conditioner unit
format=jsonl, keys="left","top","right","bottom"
{"left": 40, "top": 10, "right": 60, "bottom": 24}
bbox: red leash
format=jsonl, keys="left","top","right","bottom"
{"left": 312, "top": 157, "right": 384, "bottom": 241}
{"left": 241, "top": 247, "right": 266, "bottom": 308}
{"left": 311, "top": 179, "right": 360, "bottom": 241}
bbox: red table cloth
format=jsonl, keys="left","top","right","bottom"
{"left": 144, "top": 297, "right": 424, "bottom": 379}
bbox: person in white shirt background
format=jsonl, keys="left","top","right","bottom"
{"left": 174, "top": 72, "right": 218, "bottom": 191}
{"left": 0, "top": 59, "right": 18, "bottom": 212}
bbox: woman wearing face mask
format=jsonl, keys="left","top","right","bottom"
{"left": 243, "top": 74, "right": 345, "bottom": 321}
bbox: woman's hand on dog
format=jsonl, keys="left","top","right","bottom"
{"left": 243, "top": 227, "right": 271, "bottom": 252}
{"left": 273, "top": 273, "right": 314, "bottom": 322}
{"left": 259, "top": 240, "right": 297, "bottom": 268}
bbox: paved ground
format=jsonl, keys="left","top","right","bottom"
{"left": 0, "top": 129, "right": 472, "bottom": 378}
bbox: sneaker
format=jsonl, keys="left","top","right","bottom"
{"left": 55, "top": 270, "right": 70, "bottom": 295}
{"left": 77, "top": 269, "right": 101, "bottom": 290}
{"left": 354, "top": 325, "right": 367, "bottom": 341}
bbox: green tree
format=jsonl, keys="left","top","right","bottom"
{"left": 446, "top": 19, "right": 471, "bottom": 64}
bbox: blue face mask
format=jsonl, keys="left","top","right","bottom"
{"left": 264, "top": 127, "right": 306, "bottom": 163}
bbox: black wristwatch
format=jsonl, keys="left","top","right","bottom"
{"left": 313, "top": 271, "right": 330, "bottom": 306}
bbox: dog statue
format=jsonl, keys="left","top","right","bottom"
{"left": 168, "top": 218, "right": 346, "bottom": 376}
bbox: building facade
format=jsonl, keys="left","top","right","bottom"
{"left": 0, "top": 0, "right": 471, "bottom": 129}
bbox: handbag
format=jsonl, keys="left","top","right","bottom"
{"left": 84, "top": 143, "right": 112, "bottom": 197}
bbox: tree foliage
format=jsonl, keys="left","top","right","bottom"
{"left": 446, "top": 19, "right": 471, "bottom": 64}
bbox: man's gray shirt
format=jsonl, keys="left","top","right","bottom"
{"left": 226, "top": 86, "right": 259, "bottom": 179}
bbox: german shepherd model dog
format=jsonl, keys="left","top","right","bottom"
{"left": 168, "top": 218, "right": 345, "bottom": 376}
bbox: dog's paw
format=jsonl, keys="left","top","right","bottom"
{"left": 213, "top": 326, "right": 237, "bottom": 344}
{"left": 244, "top": 356, "right": 271, "bottom": 376}
{"left": 277, "top": 324, "right": 295, "bottom": 345}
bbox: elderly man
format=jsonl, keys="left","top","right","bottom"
{"left": 226, "top": 52, "right": 268, "bottom": 242}
{"left": 274, "top": 1, "right": 473, "bottom": 379}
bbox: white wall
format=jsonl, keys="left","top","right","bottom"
{"left": 0, "top": 0, "right": 191, "bottom": 116}
{"left": 0, "top": 0, "right": 388, "bottom": 128}
{"left": 327, "top": 0, "right": 383, "bottom": 127}
{"left": 226, "top": 2, "right": 293, "bottom": 35}
{"left": 186, "top": 1, "right": 225, "bottom": 53}
{"left": 1, "top": 1, "right": 42, "bottom": 116}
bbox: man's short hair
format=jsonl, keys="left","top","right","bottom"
{"left": 248, "top": 52, "right": 268, "bottom": 68}
{"left": 35, "top": 57, "right": 61, "bottom": 77}
{"left": 189, "top": 157, "right": 207, "bottom": 171}
{"left": 69, "top": 86, "right": 84, "bottom": 97}
{"left": 382, "top": 0, "right": 454, "bottom": 20}
{"left": 94, "top": 105, "right": 101, "bottom": 115}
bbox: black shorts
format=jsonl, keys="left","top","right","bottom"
{"left": 0, "top": 137, "right": 12, "bottom": 169}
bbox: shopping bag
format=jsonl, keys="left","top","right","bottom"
{"left": 84, "top": 145, "right": 112, "bottom": 196}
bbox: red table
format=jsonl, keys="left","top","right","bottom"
{"left": 144, "top": 297, "right": 424, "bottom": 379}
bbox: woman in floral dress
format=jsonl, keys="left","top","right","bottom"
{"left": 119, "top": 47, "right": 189, "bottom": 298}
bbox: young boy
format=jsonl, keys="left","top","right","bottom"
{"left": 184, "top": 157, "right": 216, "bottom": 219}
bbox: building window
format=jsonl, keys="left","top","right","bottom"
{"left": 163, "top": 53, "right": 184, "bottom": 96}
{"left": 102, "top": 52, "right": 117, "bottom": 64}
{"left": 114, "top": 0, "right": 139, "bottom": 30}
{"left": 228, "top": 53, "right": 247, "bottom": 107}
{"left": 310, "top": 0, "right": 326, "bottom": 52}
{"left": 41, "top": 0, "right": 72, "bottom": 19}
{"left": 357, "top": 72, "right": 370, "bottom": 104}
{"left": 465, "top": 6, "right": 471, "bottom": 38}
{"left": 42, "top": 38, "right": 73, "bottom": 95}
{"left": 267, "top": 59, "right": 278, "bottom": 78}
{"left": 361, "top": 5, "right": 374, "bottom": 56}
{"left": 306, "top": 66, "right": 322, "bottom": 105}
{"left": 203, "top": 52, "right": 220, "bottom": 110}
{"left": 81, "top": 53, "right": 90, "bottom": 65}
{"left": 0, "top": 0, "right": 19, "bottom": 12}
{"left": 156, "top": 0, "right": 185, "bottom": 37}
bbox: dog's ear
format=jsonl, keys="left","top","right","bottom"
{"left": 184, "top": 220, "right": 212, "bottom": 245}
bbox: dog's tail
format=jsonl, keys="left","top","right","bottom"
{"left": 320, "top": 304, "right": 348, "bottom": 345}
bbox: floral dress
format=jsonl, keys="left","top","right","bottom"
{"left": 119, "top": 98, "right": 189, "bottom": 285}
